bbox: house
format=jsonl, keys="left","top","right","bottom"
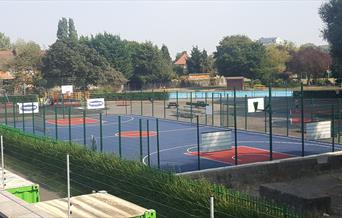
{"left": 226, "top": 77, "right": 251, "bottom": 90}
{"left": 174, "top": 52, "right": 188, "bottom": 75}
{"left": 257, "top": 37, "right": 285, "bottom": 46}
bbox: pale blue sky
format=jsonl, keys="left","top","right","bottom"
{"left": 0, "top": 0, "right": 328, "bottom": 57}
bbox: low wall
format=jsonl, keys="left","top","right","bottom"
{"left": 179, "top": 151, "right": 342, "bottom": 192}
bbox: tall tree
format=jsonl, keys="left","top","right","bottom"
{"left": 187, "top": 46, "right": 213, "bottom": 74}
{"left": 57, "top": 18, "right": 68, "bottom": 40}
{"left": 287, "top": 46, "right": 332, "bottom": 84}
{"left": 161, "top": 44, "right": 172, "bottom": 63}
{"left": 0, "top": 33, "right": 11, "bottom": 51}
{"left": 68, "top": 18, "right": 78, "bottom": 41}
{"left": 214, "top": 35, "right": 267, "bottom": 79}
{"left": 320, "top": 0, "right": 342, "bottom": 82}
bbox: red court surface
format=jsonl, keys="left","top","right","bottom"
{"left": 187, "top": 146, "right": 293, "bottom": 165}
{"left": 116, "top": 131, "right": 157, "bottom": 138}
{"left": 47, "top": 117, "right": 98, "bottom": 125}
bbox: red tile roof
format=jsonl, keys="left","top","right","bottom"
{"left": 0, "top": 50, "right": 14, "bottom": 60}
{"left": 174, "top": 52, "right": 188, "bottom": 65}
{"left": 0, "top": 71, "right": 14, "bottom": 80}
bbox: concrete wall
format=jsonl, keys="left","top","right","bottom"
{"left": 179, "top": 151, "right": 342, "bottom": 192}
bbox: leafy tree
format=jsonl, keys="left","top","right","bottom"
{"left": 80, "top": 33, "right": 133, "bottom": 79}
{"left": 68, "top": 18, "right": 78, "bottom": 41}
{"left": 287, "top": 46, "right": 332, "bottom": 84}
{"left": 187, "top": 46, "right": 213, "bottom": 74}
{"left": 214, "top": 35, "right": 267, "bottom": 79}
{"left": 161, "top": 44, "right": 172, "bottom": 63}
{"left": 320, "top": 0, "right": 342, "bottom": 83}
{"left": 0, "top": 33, "right": 11, "bottom": 51}
{"left": 57, "top": 18, "right": 68, "bottom": 40}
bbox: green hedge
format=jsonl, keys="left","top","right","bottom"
{"left": 0, "top": 125, "right": 300, "bottom": 218}
{"left": 0, "top": 95, "right": 38, "bottom": 103}
{"left": 90, "top": 91, "right": 169, "bottom": 101}
{"left": 293, "top": 90, "right": 342, "bottom": 98}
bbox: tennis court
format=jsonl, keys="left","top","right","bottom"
{"left": 9, "top": 113, "right": 340, "bottom": 173}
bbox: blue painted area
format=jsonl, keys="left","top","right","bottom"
{"left": 168, "top": 90, "right": 293, "bottom": 99}
{"left": 9, "top": 114, "right": 339, "bottom": 173}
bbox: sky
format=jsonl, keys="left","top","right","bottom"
{"left": 0, "top": 0, "right": 328, "bottom": 58}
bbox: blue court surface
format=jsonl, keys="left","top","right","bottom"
{"left": 12, "top": 114, "right": 341, "bottom": 173}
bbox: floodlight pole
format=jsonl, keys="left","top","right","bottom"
{"left": 67, "top": 154, "right": 71, "bottom": 218}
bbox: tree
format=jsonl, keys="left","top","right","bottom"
{"left": 287, "top": 46, "right": 332, "bottom": 84}
{"left": 161, "top": 44, "right": 172, "bottom": 63}
{"left": 186, "top": 46, "right": 213, "bottom": 74}
{"left": 0, "top": 33, "right": 11, "bottom": 51}
{"left": 80, "top": 33, "right": 133, "bottom": 79}
{"left": 214, "top": 35, "right": 267, "bottom": 79}
{"left": 41, "top": 40, "right": 125, "bottom": 90}
{"left": 68, "top": 18, "right": 78, "bottom": 41}
{"left": 57, "top": 18, "right": 68, "bottom": 40}
{"left": 320, "top": 0, "right": 342, "bottom": 83}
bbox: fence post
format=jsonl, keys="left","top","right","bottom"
{"left": 300, "top": 82, "right": 305, "bottom": 157}
{"left": 152, "top": 89, "right": 154, "bottom": 117}
{"left": 31, "top": 102, "right": 35, "bottom": 134}
{"left": 332, "top": 105, "right": 335, "bottom": 152}
{"left": 196, "top": 115, "right": 200, "bottom": 170}
{"left": 269, "top": 84, "right": 273, "bottom": 161}
{"left": 100, "top": 112, "right": 103, "bottom": 152}
{"left": 234, "top": 88, "right": 238, "bottom": 165}
{"left": 140, "top": 89, "right": 143, "bottom": 116}
{"left": 54, "top": 106, "right": 58, "bottom": 140}
{"left": 1, "top": 135, "right": 4, "bottom": 190}
{"left": 62, "top": 94, "right": 65, "bottom": 119}
{"left": 226, "top": 94, "right": 229, "bottom": 128}
{"left": 4, "top": 103, "right": 7, "bottom": 125}
{"left": 264, "top": 96, "right": 267, "bottom": 133}
{"left": 205, "top": 92, "right": 208, "bottom": 125}
{"left": 139, "top": 119, "right": 143, "bottom": 162}
{"left": 163, "top": 90, "right": 166, "bottom": 119}
{"left": 118, "top": 115, "right": 122, "bottom": 158}
{"left": 176, "top": 91, "right": 179, "bottom": 121}
{"left": 219, "top": 94, "right": 222, "bottom": 127}
{"left": 338, "top": 99, "right": 341, "bottom": 144}
{"left": 83, "top": 110, "right": 86, "bottom": 146}
{"left": 12, "top": 101, "right": 16, "bottom": 128}
{"left": 147, "top": 119, "right": 150, "bottom": 167}
{"left": 22, "top": 101, "right": 25, "bottom": 132}
{"left": 190, "top": 92, "right": 193, "bottom": 124}
{"left": 244, "top": 95, "right": 247, "bottom": 130}
{"left": 42, "top": 105, "right": 46, "bottom": 136}
{"left": 286, "top": 94, "right": 289, "bottom": 137}
{"left": 68, "top": 107, "right": 71, "bottom": 144}
{"left": 156, "top": 118, "right": 160, "bottom": 169}
{"left": 125, "top": 92, "right": 128, "bottom": 115}
{"left": 211, "top": 93, "right": 214, "bottom": 126}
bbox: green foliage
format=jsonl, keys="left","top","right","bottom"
{"left": 80, "top": 33, "right": 133, "bottom": 79}
{"left": 187, "top": 46, "right": 213, "bottom": 74}
{"left": 57, "top": 18, "right": 68, "bottom": 40}
{"left": 161, "top": 44, "right": 172, "bottom": 63}
{"left": 0, "top": 94, "right": 37, "bottom": 103}
{"left": 0, "top": 125, "right": 300, "bottom": 218}
{"left": 90, "top": 91, "right": 169, "bottom": 101}
{"left": 214, "top": 35, "right": 267, "bottom": 79}
{"left": 0, "top": 32, "right": 11, "bottom": 51}
{"left": 68, "top": 18, "right": 78, "bottom": 41}
{"left": 320, "top": 0, "right": 342, "bottom": 82}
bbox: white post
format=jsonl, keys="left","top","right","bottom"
{"left": 210, "top": 196, "right": 214, "bottom": 218}
{"left": 67, "top": 154, "right": 71, "bottom": 218}
{"left": 1, "top": 136, "right": 4, "bottom": 190}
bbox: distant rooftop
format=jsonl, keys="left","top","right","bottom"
{"left": 174, "top": 52, "right": 188, "bottom": 65}
{"left": 257, "top": 37, "right": 285, "bottom": 46}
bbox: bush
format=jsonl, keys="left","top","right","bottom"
{"left": 90, "top": 91, "right": 169, "bottom": 101}
{"left": 0, "top": 95, "right": 38, "bottom": 103}
{"left": 0, "top": 125, "right": 301, "bottom": 218}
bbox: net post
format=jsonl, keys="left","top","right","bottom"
{"left": 300, "top": 82, "right": 305, "bottom": 157}
{"left": 269, "top": 83, "right": 273, "bottom": 161}
{"left": 43, "top": 104, "right": 46, "bottom": 136}
{"left": 139, "top": 119, "right": 143, "bottom": 162}
{"left": 22, "top": 101, "right": 25, "bottom": 132}
{"left": 140, "top": 89, "right": 143, "bottom": 116}
{"left": 233, "top": 88, "right": 238, "bottom": 165}
{"left": 100, "top": 112, "right": 103, "bottom": 152}
{"left": 163, "top": 89, "right": 166, "bottom": 119}
{"left": 118, "top": 115, "right": 122, "bottom": 158}
{"left": 211, "top": 93, "right": 214, "bottom": 126}
{"left": 83, "top": 109, "right": 86, "bottom": 147}
{"left": 156, "top": 118, "right": 160, "bottom": 169}
{"left": 196, "top": 115, "right": 200, "bottom": 170}
{"left": 31, "top": 102, "right": 35, "bottom": 134}
{"left": 4, "top": 102, "right": 7, "bottom": 125}
{"left": 190, "top": 92, "right": 193, "bottom": 124}
{"left": 244, "top": 94, "right": 247, "bottom": 130}
{"left": 332, "top": 105, "right": 335, "bottom": 152}
{"left": 147, "top": 119, "right": 150, "bottom": 167}
{"left": 54, "top": 106, "right": 58, "bottom": 140}
{"left": 12, "top": 101, "right": 16, "bottom": 128}
{"left": 68, "top": 107, "right": 71, "bottom": 144}
{"left": 176, "top": 90, "right": 179, "bottom": 121}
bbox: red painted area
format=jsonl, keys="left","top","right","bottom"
{"left": 47, "top": 117, "right": 98, "bottom": 126}
{"left": 187, "top": 146, "right": 292, "bottom": 165}
{"left": 117, "top": 131, "right": 157, "bottom": 138}
{"left": 290, "top": 117, "right": 315, "bottom": 124}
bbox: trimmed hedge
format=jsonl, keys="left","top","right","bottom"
{"left": 0, "top": 125, "right": 300, "bottom": 218}
{"left": 293, "top": 90, "right": 342, "bottom": 98}
{"left": 90, "top": 91, "right": 169, "bottom": 101}
{"left": 0, "top": 95, "right": 38, "bottom": 103}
